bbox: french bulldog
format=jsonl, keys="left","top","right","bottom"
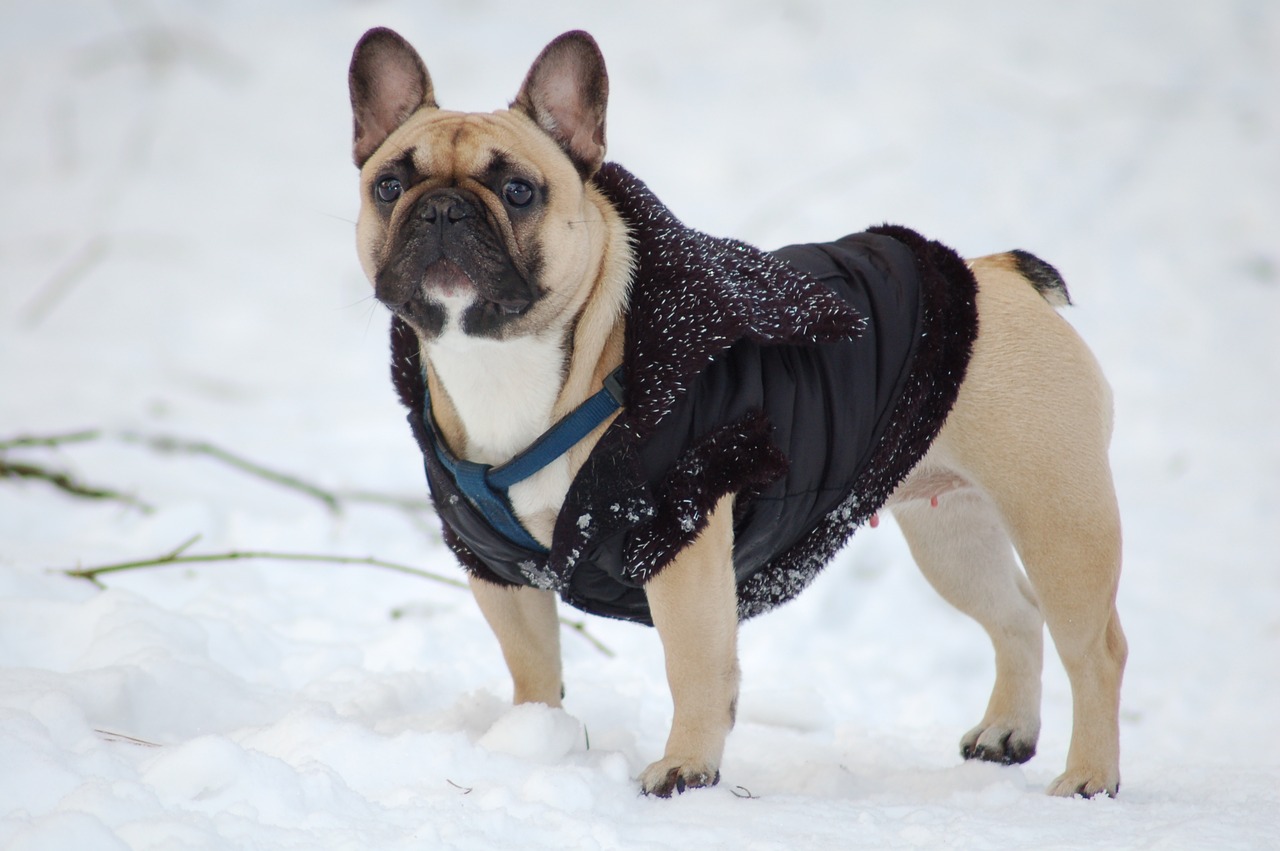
{"left": 348, "top": 27, "right": 1126, "bottom": 799}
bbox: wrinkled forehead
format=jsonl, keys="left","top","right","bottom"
{"left": 370, "top": 109, "right": 566, "bottom": 183}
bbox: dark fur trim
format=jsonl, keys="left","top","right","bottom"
{"left": 623, "top": 410, "right": 789, "bottom": 583}
{"left": 390, "top": 316, "right": 425, "bottom": 413}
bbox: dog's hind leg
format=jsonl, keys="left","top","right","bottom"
{"left": 638, "top": 494, "right": 741, "bottom": 797}
{"left": 469, "top": 579, "right": 564, "bottom": 707}
{"left": 982, "top": 464, "right": 1127, "bottom": 798}
{"left": 925, "top": 253, "right": 1128, "bottom": 797}
{"left": 892, "top": 482, "right": 1045, "bottom": 766}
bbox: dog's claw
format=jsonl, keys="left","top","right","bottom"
{"left": 640, "top": 762, "right": 720, "bottom": 797}
{"left": 1046, "top": 768, "right": 1119, "bottom": 798}
{"left": 961, "top": 724, "right": 1037, "bottom": 766}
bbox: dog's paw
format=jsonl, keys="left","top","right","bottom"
{"left": 1046, "top": 767, "right": 1119, "bottom": 798}
{"left": 960, "top": 722, "right": 1038, "bottom": 766}
{"left": 638, "top": 757, "right": 721, "bottom": 797}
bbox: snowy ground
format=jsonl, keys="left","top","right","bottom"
{"left": 2, "top": 1, "right": 1278, "bottom": 848}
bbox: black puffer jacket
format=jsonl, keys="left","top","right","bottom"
{"left": 390, "top": 163, "right": 978, "bottom": 624}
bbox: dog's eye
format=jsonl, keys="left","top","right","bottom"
{"left": 375, "top": 177, "right": 403, "bottom": 203}
{"left": 502, "top": 179, "right": 534, "bottom": 208}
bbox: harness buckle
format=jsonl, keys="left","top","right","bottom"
{"left": 603, "top": 366, "right": 626, "bottom": 406}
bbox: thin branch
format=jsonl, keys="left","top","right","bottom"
{"left": 160, "top": 533, "right": 203, "bottom": 560}
{"left": 2, "top": 429, "right": 433, "bottom": 519}
{"left": 0, "top": 430, "right": 101, "bottom": 451}
{"left": 11, "top": 430, "right": 611, "bottom": 652}
{"left": 22, "top": 235, "right": 112, "bottom": 328}
{"left": 331, "top": 488, "right": 433, "bottom": 513}
{"left": 60, "top": 546, "right": 469, "bottom": 590}
{"left": 95, "top": 729, "right": 162, "bottom": 748}
{"left": 118, "top": 431, "right": 344, "bottom": 513}
{"left": 558, "top": 617, "right": 616, "bottom": 658}
{"left": 56, "top": 542, "right": 614, "bottom": 657}
{"left": 0, "top": 458, "right": 150, "bottom": 511}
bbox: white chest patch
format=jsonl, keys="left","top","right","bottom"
{"left": 423, "top": 330, "right": 570, "bottom": 546}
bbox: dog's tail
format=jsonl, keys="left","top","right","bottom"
{"left": 1008, "top": 249, "right": 1072, "bottom": 307}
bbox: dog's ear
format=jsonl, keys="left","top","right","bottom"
{"left": 512, "top": 31, "right": 609, "bottom": 178}
{"left": 349, "top": 28, "right": 437, "bottom": 167}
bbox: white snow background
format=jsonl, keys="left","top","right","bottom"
{"left": 2, "top": 1, "right": 1278, "bottom": 848}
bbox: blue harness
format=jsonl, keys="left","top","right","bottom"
{"left": 420, "top": 367, "right": 626, "bottom": 553}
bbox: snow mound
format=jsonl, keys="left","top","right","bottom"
{"left": 477, "top": 703, "right": 587, "bottom": 763}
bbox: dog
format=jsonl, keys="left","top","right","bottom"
{"left": 347, "top": 27, "right": 1127, "bottom": 799}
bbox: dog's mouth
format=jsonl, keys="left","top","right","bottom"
{"left": 421, "top": 260, "right": 532, "bottom": 316}
{"left": 382, "top": 259, "right": 537, "bottom": 339}
{"left": 421, "top": 259, "right": 474, "bottom": 300}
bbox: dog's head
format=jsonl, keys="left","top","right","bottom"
{"left": 349, "top": 28, "right": 618, "bottom": 343}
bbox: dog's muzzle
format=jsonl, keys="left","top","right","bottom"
{"left": 376, "top": 187, "right": 538, "bottom": 337}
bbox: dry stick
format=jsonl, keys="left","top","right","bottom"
{"left": 63, "top": 543, "right": 469, "bottom": 588}
{"left": 331, "top": 488, "right": 433, "bottom": 514}
{"left": 0, "top": 430, "right": 101, "bottom": 452}
{"left": 117, "top": 432, "right": 433, "bottom": 516}
{"left": 22, "top": 235, "right": 111, "bottom": 328}
{"left": 95, "top": 729, "right": 162, "bottom": 748}
{"left": 118, "top": 431, "right": 344, "bottom": 513}
{"left": 58, "top": 541, "right": 615, "bottom": 658}
{"left": 0, "top": 430, "right": 145, "bottom": 509}
{"left": 0, "top": 458, "right": 150, "bottom": 511}
{"left": 13, "top": 431, "right": 603, "bottom": 649}
{"left": 2, "top": 430, "right": 431, "bottom": 516}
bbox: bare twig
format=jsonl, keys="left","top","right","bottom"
{"left": 0, "top": 430, "right": 101, "bottom": 451}
{"left": 558, "top": 617, "right": 615, "bottom": 658}
{"left": 331, "top": 488, "right": 433, "bottom": 514}
{"left": 3, "top": 429, "right": 433, "bottom": 519}
{"left": 60, "top": 545, "right": 469, "bottom": 590}
{"left": 160, "top": 533, "right": 203, "bottom": 560}
{"left": 56, "top": 541, "right": 614, "bottom": 657}
{"left": 0, "top": 458, "right": 150, "bottom": 511}
{"left": 22, "top": 235, "right": 112, "bottom": 327}
{"left": 118, "top": 431, "right": 434, "bottom": 517}
{"left": 10, "top": 429, "right": 612, "bottom": 653}
{"left": 445, "top": 779, "right": 473, "bottom": 794}
{"left": 95, "top": 729, "right": 162, "bottom": 748}
{"left": 118, "top": 431, "right": 344, "bottom": 513}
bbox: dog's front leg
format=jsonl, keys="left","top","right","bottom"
{"left": 639, "top": 495, "right": 740, "bottom": 797}
{"left": 469, "top": 578, "right": 563, "bottom": 706}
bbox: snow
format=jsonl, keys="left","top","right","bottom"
{"left": 2, "top": 0, "right": 1277, "bottom": 848}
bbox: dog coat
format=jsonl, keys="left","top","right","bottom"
{"left": 390, "top": 163, "right": 979, "bottom": 624}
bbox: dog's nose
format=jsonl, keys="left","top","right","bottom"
{"left": 416, "top": 193, "right": 471, "bottom": 225}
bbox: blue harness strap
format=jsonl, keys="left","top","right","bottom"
{"left": 423, "top": 367, "right": 625, "bottom": 553}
